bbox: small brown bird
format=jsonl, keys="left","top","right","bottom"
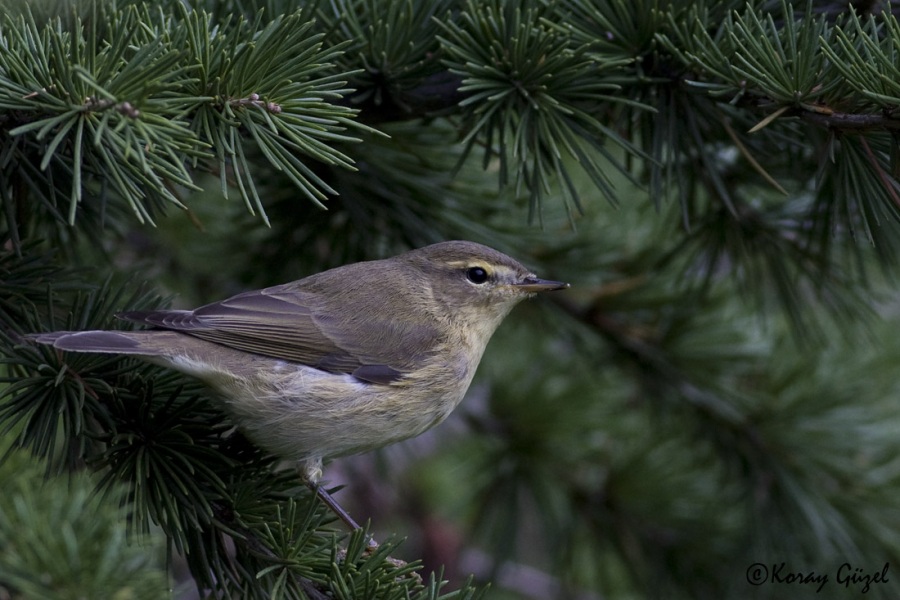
{"left": 31, "top": 240, "right": 569, "bottom": 528}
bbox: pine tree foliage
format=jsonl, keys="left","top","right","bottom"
{"left": 0, "top": 440, "right": 169, "bottom": 599}
{"left": 3, "top": 0, "right": 900, "bottom": 598}
{"left": 438, "top": 0, "right": 644, "bottom": 220}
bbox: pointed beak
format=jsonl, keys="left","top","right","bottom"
{"left": 513, "top": 276, "right": 570, "bottom": 293}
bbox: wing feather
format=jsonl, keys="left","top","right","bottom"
{"left": 118, "top": 264, "right": 443, "bottom": 382}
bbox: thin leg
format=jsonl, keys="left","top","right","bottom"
{"left": 309, "top": 482, "right": 361, "bottom": 530}
{"left": 306, "top": 481, "right": 378, "bottom": 548}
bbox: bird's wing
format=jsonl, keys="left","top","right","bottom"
{"left": 118, "top": 282, "right": 442, "bottom": 384}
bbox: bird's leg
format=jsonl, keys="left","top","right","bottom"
{"left": 306, "top": 482, "right": 379, "bottom": 549}
{"left": 307, "top": 481, "right": 360, "bottom": 530}
{"left": 301, "top": 458, "right": 377, "bottom": 548}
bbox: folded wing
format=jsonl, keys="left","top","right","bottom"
{"left": 118, "top": 280, "right": 441, "bottom": 385}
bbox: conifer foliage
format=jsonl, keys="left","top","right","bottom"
{"left": 3, "top": 1, "right": 900, "bottom": 598}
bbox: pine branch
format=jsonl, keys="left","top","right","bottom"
{"left": 317, "top": 0, "right": 461, "bottom": 122}
{"left": 0, "top": 3, "right": 373, "bottom": 233}
{"left": 800, "top": 109, "right": 900, "bottom": 131}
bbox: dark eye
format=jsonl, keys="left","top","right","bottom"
{"left": 466, "top": 266, "right": 489, "bottom": 284}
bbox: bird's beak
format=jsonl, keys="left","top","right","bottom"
{"left": 513, "top": 277, "right": 570, "bottom": 293}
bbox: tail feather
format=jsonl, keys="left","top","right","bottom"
{"left": 27, "top": 330, "right": 263, "bottom": 381}
{"left": 28, "top": 331, "right": 157, "bottom": 355}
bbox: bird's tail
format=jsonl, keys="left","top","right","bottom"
{"left": 28, "top": 330, "right": 260, "bottom": 381}
{"left": 28, "top": 330, "right": 165, "bottom": 355}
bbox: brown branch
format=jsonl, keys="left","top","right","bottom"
{"left": 798, "top": 109, "right": 900, "bottom": 132}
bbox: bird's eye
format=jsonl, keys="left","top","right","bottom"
{"left": 466, "top": 266, "right": 489, "bottom": 284}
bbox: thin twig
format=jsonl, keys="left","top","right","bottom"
{"left": 723, "top": 116, "right": 788, "bottom": 195}
{"left": 799, "top": 109, "right": 900, "bottom": 132}
{"left": 859, "top": 135, "right": 900, "bottom": 209}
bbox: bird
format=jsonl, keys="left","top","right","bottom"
{"left": 29, "top": 240, "right": 569, "bottom": 529}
